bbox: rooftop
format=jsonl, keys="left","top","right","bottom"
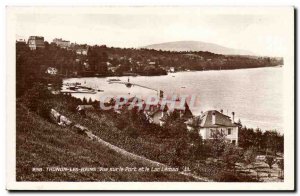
{"left": 188, "top": 110, "right": 237, "bottom": 128}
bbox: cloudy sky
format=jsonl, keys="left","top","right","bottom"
{"left": 14, "top": 7, "right": 293, "bottom": 57}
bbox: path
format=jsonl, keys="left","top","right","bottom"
{"left": 51, "top": 109, "right": 211, "bottom": 182}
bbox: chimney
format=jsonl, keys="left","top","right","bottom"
{"left": 212, "top": 111, "right": 216, "bottom": 125}
{"left": 231, "top": 112, "right": 235, "bottom": 123}
{"left": 159, "top": 90, "right": 164, "bottom": 98}
{"left": 220, "top": 109, "right": 223, "bottom": 113}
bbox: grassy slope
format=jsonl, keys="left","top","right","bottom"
{"left": 16, "top": 103, "right": 194, "bottom": 181}
{"left": 52, "top": 98, "right": 179, "bottom": 166}
{"left": 50, "top": 97, "right": 257, "bottom": 182}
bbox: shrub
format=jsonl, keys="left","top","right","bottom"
{"left": 37, "top": 101, "right": 54, "bottom": 120}
{"left": 125, "top": 126, "right": 139, "bottom": 139}
{"left": 204, "top": 133, "right": 227, "bottom": 158}
{"left": 221, "top": 144, "right": 243, "bottom": 169}
{"left": 215, "top": 171, "right": 258, "bottom": 182}
{"left": 243, "top": 147, "right": 257, "bottom": 170}
{"left": 215, "top": 171, "right": 240, "bottom": 182}
{"left": 277, "top": 158, "right": 284, "bottom": 179}
{"left": 265, "top": 155, "right": 275, "bottom": 168}
{"left": 278, "top": 158, "right": 284, "bottom": 171}
{"left": 22, "top": 83, "right": 53, "bottom": 112}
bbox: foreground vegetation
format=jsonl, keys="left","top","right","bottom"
{"left": 17, "top": 100, "right": 197, "bottom": 181}
{"left": 17, "top": 82, "right": 283, "bottom": 182}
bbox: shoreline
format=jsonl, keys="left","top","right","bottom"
{"left": 62, "top": 65, "right": 283, "bottom": 79}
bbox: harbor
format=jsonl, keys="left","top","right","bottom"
{"left": 62, "top": 67, "right": 283, "bottom": 132}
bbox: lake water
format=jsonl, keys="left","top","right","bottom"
{"left": 63, "top": 67, "right": 283, "bottom": 132}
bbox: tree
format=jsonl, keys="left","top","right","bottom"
{"left": 82, "top": 97, "right": 88, "bottom": 104}
{"left": 238, "top": 127, "right": 283, "bottom": 155}
{"left": 21, "top": 83, "right": 54, "bottom": 119}
{"left": 238, "top": 127, "right": 256, "bottom": 150}
{"left": 256, "top": 129, "right": 264, "bottom": 150}
{"left": 263, "top": 131, "right": 283, "bottom": 155}
{"left": 22, "top": 83, "right": 52, "bottom": 112}
{"left": 162, "top": 113, "right": 190, "bottom": 165}
{"left": 221, "top": 143, "right": 243, "bottom": 169}
{"left": 87, "top": 46, "right": 108, "bottom": 74}
{"left": 243, "top": 147, "right": 257, "bottom": 171}
{"left": 205, "top": 130, "right": 227, "bottom": 158}
{"left": 277, "top": 159, "right": 284, "bottom": 179}
{"left": 141, "top": 65, "right": 167, "bottom": 76}
{"left": 188, "top": 129, "right": 205, "bottom": 160}
{"left": 16, "top": 42, "right": 77, "bottom": 97}
{"left": 265, "top": 155, "right": 275, "bottom": 169}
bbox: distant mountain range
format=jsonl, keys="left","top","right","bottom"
{"left": 142, "top": 41, "right": 255, "bottom": 56}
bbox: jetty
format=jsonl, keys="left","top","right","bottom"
{"left": 109, "top": 78, "right": 158, "bottom": 92}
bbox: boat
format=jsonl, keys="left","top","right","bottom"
{"left": 125, "top": 77, "right": 133, "bottom": 88}
{"left": 62, "top": 83, "right": 97, "bottom": 94}
{"left": 77, "top": 88, "right": 93, "bottom": 93}
{"left": 125, "top": 83, "right": 133, "bottom": 88}
{"left": 65, "top": 82, "right": 81, "bottom": 86}
{"left": 61, "top": 90, "right": 97, "bottom": 94}
{"left": 107, "top": 78, "right": 121, "bottom": 82}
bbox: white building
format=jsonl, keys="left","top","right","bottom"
{"left": 76, "top": 105, "right": 94, "bottom": 111}
{"left": 52, "top": 38, "right": 70, "bottom": 49}
{"left": 186, "top": 110, "right": 239, "bottom": 145}
{"left": 169, "top": 67, "right": 175, "bottom": 72}
{"left": 45, "top": 67, "right": 58, "bottom": 75}
{"left": 27, "top": 36, "right": 45, "bottom": 50}
{"left": 76, "top": 48, "right": 88, "bottom": 55}
{"left": 144, "top": 98, "right": 193, "bottom": 126}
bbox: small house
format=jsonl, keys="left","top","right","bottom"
{"left": 144, "top": 98, "right": 193, "bottom": 126}
{"left": 76, "top": 48, "right": 88, "bottom": 55}
{"left": 186, "top": 110, "right": 239, "bottom": 145}
{"left": 169, "top": 67, "right": 175, "bottom": 73}
{"left": 45, "top": 67, "right": 58, "bottom": 75}
{"left": 76, "top": 105, "right": 94, "bottom": 111}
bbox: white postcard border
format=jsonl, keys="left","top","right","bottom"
{"left": 6, "top": 6, "right": 295, "bottom": 191}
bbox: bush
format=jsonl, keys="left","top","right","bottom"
{"left": 278, "top": 158, "right": 284, "bottom": 170}
{"left": 243, "top": 147, "right": 257, "bottom": 169}
{"left": 215, "top": 171, "right": 240, "bottom": 182}
{"left": 125, "top": 126, "right": 139, "bottom": 139}
{"left": 215, "top": 171, "right": 258, "bottom": 182}
{"left": 22, "top": 83, "right": 52, "bottom": 112}
{"left": 277, "top": 158, "right": 284, "bottom": 179}
{"left": 221, "top": 144, "right": 243, "bottom": 169}
{"left": 21, "top": 83, "right": 55, "bottom": 120}
{"left": 265, "top": 155, "right": 275, "bottom": 169}
{"left": 204, "top": 134, "right": 226, "bottom": 158}
{"left": 37, "top": 101, "right": 54, "bottom": 120}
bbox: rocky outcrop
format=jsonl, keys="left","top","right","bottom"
{"left": 50, "top": 109, "right": 72, "bottom": 126}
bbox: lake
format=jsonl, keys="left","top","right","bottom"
{"left": 63, "top": 67, "right": 283, "bottom": 132}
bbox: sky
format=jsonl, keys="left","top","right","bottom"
{"left": 14, "top": 7, "right": 293, "bottom": 57}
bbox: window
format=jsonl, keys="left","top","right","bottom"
{"left": 232, "top": 140, "right": 236, "bottom": 145}
{"left": 228, "top": 128, "right": 232, "bottom": 135}
{"left": 209, "top": 129, "right": 215, "bottom": 138}
{"left": 220, "top": 129, "right": 225, "bottom": 135}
